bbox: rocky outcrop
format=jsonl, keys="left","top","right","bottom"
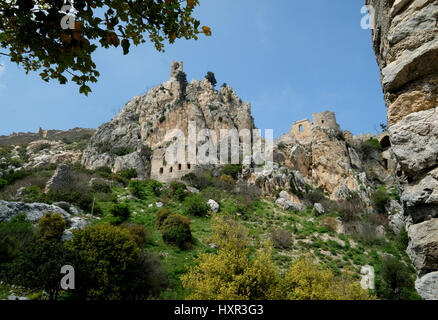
{"left": 45, "top": 164, "right": 71, "bottom": 193}
{"left": 367, "top": 0, "right": 438, "bottom": 298}
{"left": 407, "top": 218, "right": 438, "bottom": 272}
{"left": 0, "top": 200, "right": 91, "bottom": 241}
{"left": 415, "top": 271, "right": 438, "bottom": 300}
{"left": 82, "top": 63, "right": 255, "bottom": 180}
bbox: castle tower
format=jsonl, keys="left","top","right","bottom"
{"left": 170, "top": 61, "right": 183, "bottom": 78}
{"left": 312, "top": 111, "right": 340, "bottom": 130}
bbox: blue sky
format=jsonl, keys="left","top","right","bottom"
{"left": 0, "top": 0, "right": 386, "bottom": 138}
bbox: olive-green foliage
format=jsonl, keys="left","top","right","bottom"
{"left": 183, "top": 194, "right": 209, "bottom": 216}
{"left": 168, "top": 181, "right": 187, "bottom": 201}
{"left": 176, "top": 71, "right": 188, "bottom": 94}
{"left": 161, "top": 214, "right": 193, "bottom": 250}
{"left": 155, "top": 208, "right": 172, "bottom": 230}
{"left": 182, "top": 170, "right": 215, "bottom": 190}
{"left": 38, "top": 212, "right": 66, "bottom": 241}
{"left": 0, "top": 178, "right": 7, "bottom": 189}
{"left": 47, "top": 189, "right": 101, "bottom": 214}
{"left": 91, "top": 180, "right": 111, "bottom": 193}
{"left": 120, "top": 224, "right": 149, "bottom": 248}
{"left": 0, "top": 214, "right": 35, "bottom": 248}
{"left": 110, "top": 203, "right": 131, "bottom": 224}
{"left": 376, "top": 256, "right": 420, "bottom": 300}
{"left": 221, "top": 164, "right": 242, "bottom": 180}
{"left": 359, "top": 138, "right": 382, "bottom": 159}
{"left": 4, "top": 239, "right": 80, "bottom": 300}
{"left": 147, "top": 180, "right": 163, "bottom": 196}
{"left": 205, "top": 71, "right": 217, "bottom": 87}
{"left": 270, "top": 228, "right": 294, "bottom": 249}
{"left": 67, "top": 224, "right": 140, "bottom": 300}
{"left": 371, "top": 188, "right": 390, "bottom": 214}
{"left": 128, "top": 180, "right": 146, "bottom": 199}
{"left": 20, "top": 185, "right": 46, "bottom": 202}
{"left": 118, "top": 169, "right": 138, "bottom": 180}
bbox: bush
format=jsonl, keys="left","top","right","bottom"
{"left": 67, "top": 224, "right": 145, "bottom": 299}
{"left": 358, "top": 138, "right": 382, "bottom": 159}
{"left": 183, "top": 194, "right": 209, "bottom": 217}
{"left": 95, "top": 166, "right": 112, "bottom": 179}
{"left": 161, "top": 214, "right": 193, "bottom": 249}
{"left": 205, "top": 71, "right": 217, "bottom": 87}
{"left": 182, "top": 170, "right": 215, "bottom": 190}
{"left": 118, "top": 169, "right": 137, "bottom": 180}
{"left": 304, "top": 188, "right": 326, "bottom": 205}
{"left": 147, "top": 179, "right": 162, "bottom": 196}
{"left": 0, "top": 213, "right": 35, "bottom": 248}
{"left": 371, "top": 188, "right": 390, "bottom": 214}
{"left": 155, "top": 208, "right": 172, "bottom": 230}
{"left": 376, "top": 256, "right": 420, "bottom": 300}
{"left": 219, "top": 174, "right": 235, "bottom": 190}
{"left": 21, "top": 185, "right": 46, "bottom": 202}
{"left": 110, "top": 203, "right": 131, "bottom": 224}
{"left": 120, "top": 224, "right": 149, "bottom": 248}
{"left": 221, "top": 164, "right": 242, "bottom": 180}
{"left": 168, "top": 181, "right": 187, "bottom": 201}
{"left": 91, "top": 180, "right": 111, "bottom": 193}
{"left": 270, "top": 228, "right": 293, "bottom": 249}
{"left": 175, "top": 71, "right": 188, "bottom": 93}
{"left": 0, "top": 178, "right": 7, "bottom": 188}
{"left": 128, "top": 180, "right": 145, "bottom": 199}
{"left": 47, "top": 189, "right": 101, "bottom": 214}
{"left": 38, "top": 212, "right": 67, "bottom": 241}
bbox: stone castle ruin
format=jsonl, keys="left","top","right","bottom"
{"left": 289, "top": 110, "right": 340, "bottom": 144}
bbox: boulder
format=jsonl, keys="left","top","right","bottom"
{"left": 415, "top": 271, "right": 438, "bottom": 300}
{"left": 0, "top": 200, "right": 70, "bottom": 223}
{"left": 207, "top": 199, "right": 220, "bottom": 214}
{"left": 360, "top": 265, "right": 376, "bottom": 291}
{"left": 275, "top": 198, "right": 304, "bottom": 211}
{"left": 407, "top": 219, "right": 438, "bottom": 271}
{"left": 313, "top": 203, "right": 325, "bottom": 215}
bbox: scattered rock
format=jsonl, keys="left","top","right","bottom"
{"left": 207, "top": 199, "right": 220, "bottom": 214}
{"left": 275, "top": 197, "right": 304, "bottom": 211}
{"left": 415, "top": 271, "right": 438, "bottom": 300}
{"left": 360, "top": 265, "right": 375, "bottom": 291}
{"left": 313, "top": 203, "right": 325, "bottom": 215}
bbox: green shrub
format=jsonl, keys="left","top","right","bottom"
{"left": 128, "top": 180, "right": 145, "bottom": 199}
{"left": 38, "top": 212, "right": 66, "bottom": 241}
{"left": 155, "top": 208, "right": 172, "bottom": 230}
{"left": 183, "top": 194, "right": 209, "bottom": 217}
{"left": 110, "top": 203, "right": 131, "bottom": 224}
{"left": 47, "top": 189, "right": 101, "bottom": 214}
{"left": 0, "top": 178, "right": 8, "bottom": 188}
{"left": 147, "top": 180, "right": 162, "bottom": 196}
{"left": 120, "top": 223, "right": 149, "bottom": 248}
{"left": 112, "top": 146, "right": 133, "bottom": 157}
{"left": 371, "top": 188, "right": 390, "bottom": 214}
{"left": 358, "top": 138, "right": 382, "bottom": 159}
{"left": 21, "top": 185, "right": 46, "bottom": 202}
{"left": 0, "top": 213, "right": 35, "bottom": 247}
{"left": 376, "top": 256, "right": 420, "bottom": 300}
{"left": 95, "top": 166, "right": 112, "bottom": 179}
{"left": 168, "top": 181, "right": 187, "bottom": 201}
{"left": 270, "top": 228, "right": 293, "bottom": 249}
{"left": 161, "top": 214, "right": 192, "bottom": 249}
{"left": 118, "top": 169, "right": 137, "bottom": 180}
{"left": 205, "top": 71, "right": 217, "bottom": 87}
{"left": 91, "top": 180, "right": 111, "bottom": 193}
{"left": 221, "top": 164, "right": 242, "bottom": 179}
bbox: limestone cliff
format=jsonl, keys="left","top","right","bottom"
{"left": 366, "top": 0, "right": 438, "bottom": 299}
{"left": 81, "top": 62, "right": 255, "bottom": 180}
